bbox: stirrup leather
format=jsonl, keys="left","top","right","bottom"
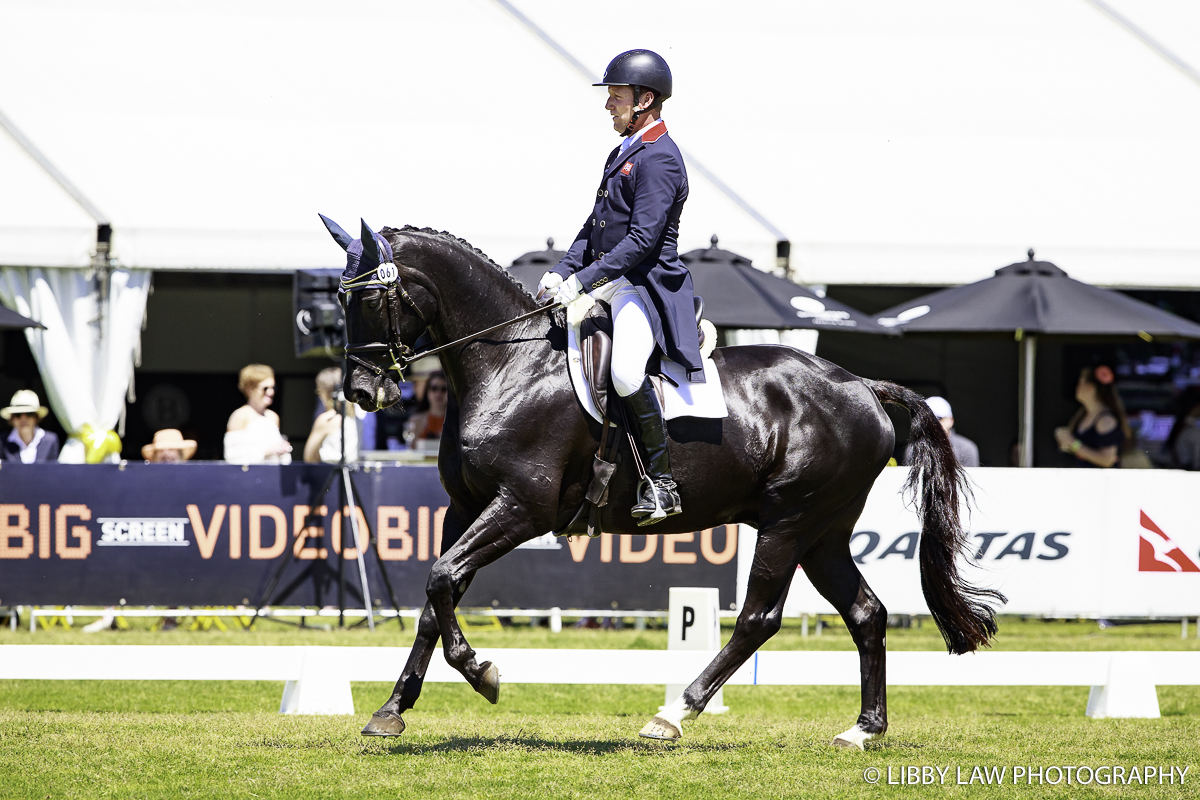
{"left": 632, "top": 477, "right": 682, "bottom": 526}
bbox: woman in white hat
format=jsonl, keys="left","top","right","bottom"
{"left": 142, "top": 429, "right": 197, "bottom": 463}
{"left": 1, "top": 390, "right": 60, "bottom": 463}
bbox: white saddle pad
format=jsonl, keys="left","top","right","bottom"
{"left": 564, "top": 296, "right": 728, "bottom": 424}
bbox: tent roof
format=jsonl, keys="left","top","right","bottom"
{"left": 2, "top": 1, "right": 1198, "bottom": 288}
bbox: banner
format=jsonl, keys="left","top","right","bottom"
{"left": 0, "top": 464, "right": 737, "bottom": 610}
{"left": 784, "top": 468, "right": 1200, "bottom": 618}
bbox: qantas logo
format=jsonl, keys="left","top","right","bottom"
{"left": 1138, "top": 511, "right": 1199, "bottom": 572}
{"left": 849, "top": 530, "right": 1070, "bottom": 563}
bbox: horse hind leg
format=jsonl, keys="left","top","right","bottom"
{"left": 640, "top": 528, "right": 802, "bottom": 741}
{"left": 799, "top": 534, "right": 888, "bottom": 750}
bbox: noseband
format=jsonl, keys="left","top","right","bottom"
{"left": 341, "top": 259, "right": 556, "bottom": 382}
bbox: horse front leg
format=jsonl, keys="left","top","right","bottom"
{"left": 362, "top": 508, "right": 476, "bottom": 737}
{"left": 361, "top": 591, "right": 466, "bottom": 736}
{"left": 426, "top": 490, "right": 535, "bottom": 704}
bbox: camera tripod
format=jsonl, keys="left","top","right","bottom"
{"left": 252, "top": 391, "right": 403, "bottom": 631}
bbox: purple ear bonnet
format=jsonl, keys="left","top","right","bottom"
{"left": 319, "top": 214, "right": 395, "bottom": 288}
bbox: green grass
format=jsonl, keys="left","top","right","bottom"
{"left": 1, "top": 618, "right": 1198, "bottom": 799}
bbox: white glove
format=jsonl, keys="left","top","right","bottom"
{"left": 555, "top": 274, "right": 583, "bottom": 307}
{"left": 536, "top": 271, "right": 563, "bottom": 300}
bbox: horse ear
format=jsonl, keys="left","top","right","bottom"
{"left": 319, "top": 214, "right": 353, "bottom": 251}
{"left": 360, "top": 218, "right": 381, "bottom": 265}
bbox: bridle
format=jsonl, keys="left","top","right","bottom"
{"left": 340, "top": 261, "right": 427, "bottom": 380}
{"left": 340, "top": 258, "right": 555, "bottom": 382}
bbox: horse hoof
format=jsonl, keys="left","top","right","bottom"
{"left": 832, "top": 725, "right": 879, "bottom": 751}
{"left": 638, "top": 716, "right": 682, "bottom": 741}
{"left": 476, "top": 661, "right": 500, "bottom": 705}
{"left": 361, "top": 712, "right": 406, "bottom": 737}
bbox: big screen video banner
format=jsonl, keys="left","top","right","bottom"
{"left": 783, "top": 467, "right": 1200, "bottom": 618}
{"left": 0, "top": 464, "right": 737, "bottom": 610}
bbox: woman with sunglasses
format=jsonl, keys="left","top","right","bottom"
{"left": 404, "top": 371, "right": 448, "bottom": 449}
{"left": 1, "top": 390, "right": 60, "bottom": 463}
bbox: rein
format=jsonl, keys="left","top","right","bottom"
{"left": 340, "top": 260, "right": 555, "bottom": 379}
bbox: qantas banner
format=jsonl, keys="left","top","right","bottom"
{"left": 784, "top": 468, "right": 1200, "bottom": 618}
{"left": 0, "top": 464, "right": 737, "bottom": 610}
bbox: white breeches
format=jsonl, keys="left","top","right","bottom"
{"left": 591, "top": 277, "right": 656, "bottom": 398}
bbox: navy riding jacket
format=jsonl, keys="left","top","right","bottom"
{"left": 551, "top": 123, "right": 704, "bottom": 383}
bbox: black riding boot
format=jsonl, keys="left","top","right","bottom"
{"left": 623, "top": 377, "right": 682, "bottom": 525}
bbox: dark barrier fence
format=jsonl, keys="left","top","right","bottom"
{"left": 0, "top": 464, "right": 737, "bottom": 610}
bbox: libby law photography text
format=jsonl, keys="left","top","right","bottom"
{"left": 863, "top": 764, "right": 1191, "bottom": 787}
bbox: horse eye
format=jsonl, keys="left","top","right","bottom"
{"left": 365, "top": 296, "right": 382, "bottom": 310}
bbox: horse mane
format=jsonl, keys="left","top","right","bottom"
{"left": 381, "top": 225, "right": 535, "bottom": 301}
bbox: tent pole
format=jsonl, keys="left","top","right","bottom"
{"left": 1018, "top": 335, "right": 1037, "bottom": 468}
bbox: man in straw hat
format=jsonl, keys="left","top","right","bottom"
{"left": 142, "top": 429, "right": 197, "bottom": 463}
{"left": 1, "top": 390, "right": 60, "bottom": 463}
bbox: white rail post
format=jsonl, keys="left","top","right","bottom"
{"left": 663, "top": 587, "right": 728, "bottom": 714}
{"left": 279, "top": 647, "right": 355, "bottom": 715}
{"left": 1085, "top": 653, "right": 1161, "bottom": 719}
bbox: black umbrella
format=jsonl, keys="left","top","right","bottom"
{"left": 507, "top": 238, "right": 566, "bottom": 295}
{"left": 681, "top": 237, "right": 891, "bottom": 333}
{"left": 0, "top": 304, "right": 44, "bottom": 330}
{"left": 510, "top": 236, "right": 890, "bottom": 333}
{"left": 874, "top": 250, "right": 1200, "bottom": 466}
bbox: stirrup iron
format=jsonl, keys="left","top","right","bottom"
{"left": 633, "top": 476, "right": 681, "bottom": 526}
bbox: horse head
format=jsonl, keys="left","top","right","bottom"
{"left": 320, "top": 214, "right": 436, "bottom": 412}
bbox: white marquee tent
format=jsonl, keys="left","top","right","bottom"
{"left": 2, "top": 0, "right": 1199, "bottom": 287}
{"left": 2, "top": 1, "right": 1199, "bottom": 455}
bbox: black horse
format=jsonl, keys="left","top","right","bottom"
{"left": 331, "top": 221, "right": 1002, "bottom": 749}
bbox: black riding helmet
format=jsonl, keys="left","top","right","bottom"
{"left": 593, "top": 49, "right": 673, "bottom": 100}
{"left": 594, "top": 49, "right": 672, "bottom": 135}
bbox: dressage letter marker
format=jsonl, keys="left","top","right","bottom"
{"left": 665, "top": 587, "right": 728, "bottom": 714}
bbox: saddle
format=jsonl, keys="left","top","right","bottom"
{"left": 557, "top": 297, "right": 707, "bottom": 538}
{"left": 578, "top": 296, "right": 707, "bottom": 418}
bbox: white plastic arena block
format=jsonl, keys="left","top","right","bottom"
{"left": 1086, "top": 653, "right": 1161, "bottom": 719}
{"left": 664, "top": 587, "right": 728, "bottom": 714}
{"left": 280, "top": 646, "right": 355, "bottom": 715}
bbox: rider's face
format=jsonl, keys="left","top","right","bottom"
{"left": 605, "top": 85, "right": 650, "bottom": 134}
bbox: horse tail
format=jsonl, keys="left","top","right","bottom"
{"left": 864, "top": 379, "right": 1005, "bottom": 654}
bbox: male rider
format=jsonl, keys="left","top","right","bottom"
{"left": 537, "top": 49, "right": 702, "bottom": 526}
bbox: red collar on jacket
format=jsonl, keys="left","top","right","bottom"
{"left": 639, "top": 120, "right": 667, "bottom": 144}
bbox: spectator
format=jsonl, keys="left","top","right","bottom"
{"left": 141, "top": 429, "right": 196, "bottom": 463}
{"left": 1054, "top": 365, "right": 1129, "bottom": 468}
{"left": 404, "top": 370, "right": 448, "bottom": 448}
{"left": 904, "top": 396, "right": 979, "bottom": 468}
{"left": 1, "top": 390, "right": 59, "bottom": 463}
{"left": 304, "top": 367, "right": 359, "bottom": 464}
{"left": 224, "top": 364, "right": 292, "bottom": 464}
{"left": 1161, "top": 388, "right": 1200, "bottom": 470}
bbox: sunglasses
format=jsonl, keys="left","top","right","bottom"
{"left": 10, "top": 412, "right": 36, "bottom": 419}
{"left": 428, "top": 385, "right": 448, "bottom": 393}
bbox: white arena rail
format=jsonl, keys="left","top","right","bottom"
{"left": 0, "top": 646, "right": 1194, "bottom": 720}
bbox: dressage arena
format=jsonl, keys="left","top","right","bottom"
{"left": 1, "top": 611, "right": 1198, "bottom": 798}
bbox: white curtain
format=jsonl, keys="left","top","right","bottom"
{"left": 0, "top": 267, "right": 151, "bottom": 462}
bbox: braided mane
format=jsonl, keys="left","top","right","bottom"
{"left": 381, "top": 225, "right": 533, "bottom": 298}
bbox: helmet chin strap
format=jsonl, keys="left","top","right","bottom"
{"left": 623, "top": 99, "right": 652, "bottom": 136}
